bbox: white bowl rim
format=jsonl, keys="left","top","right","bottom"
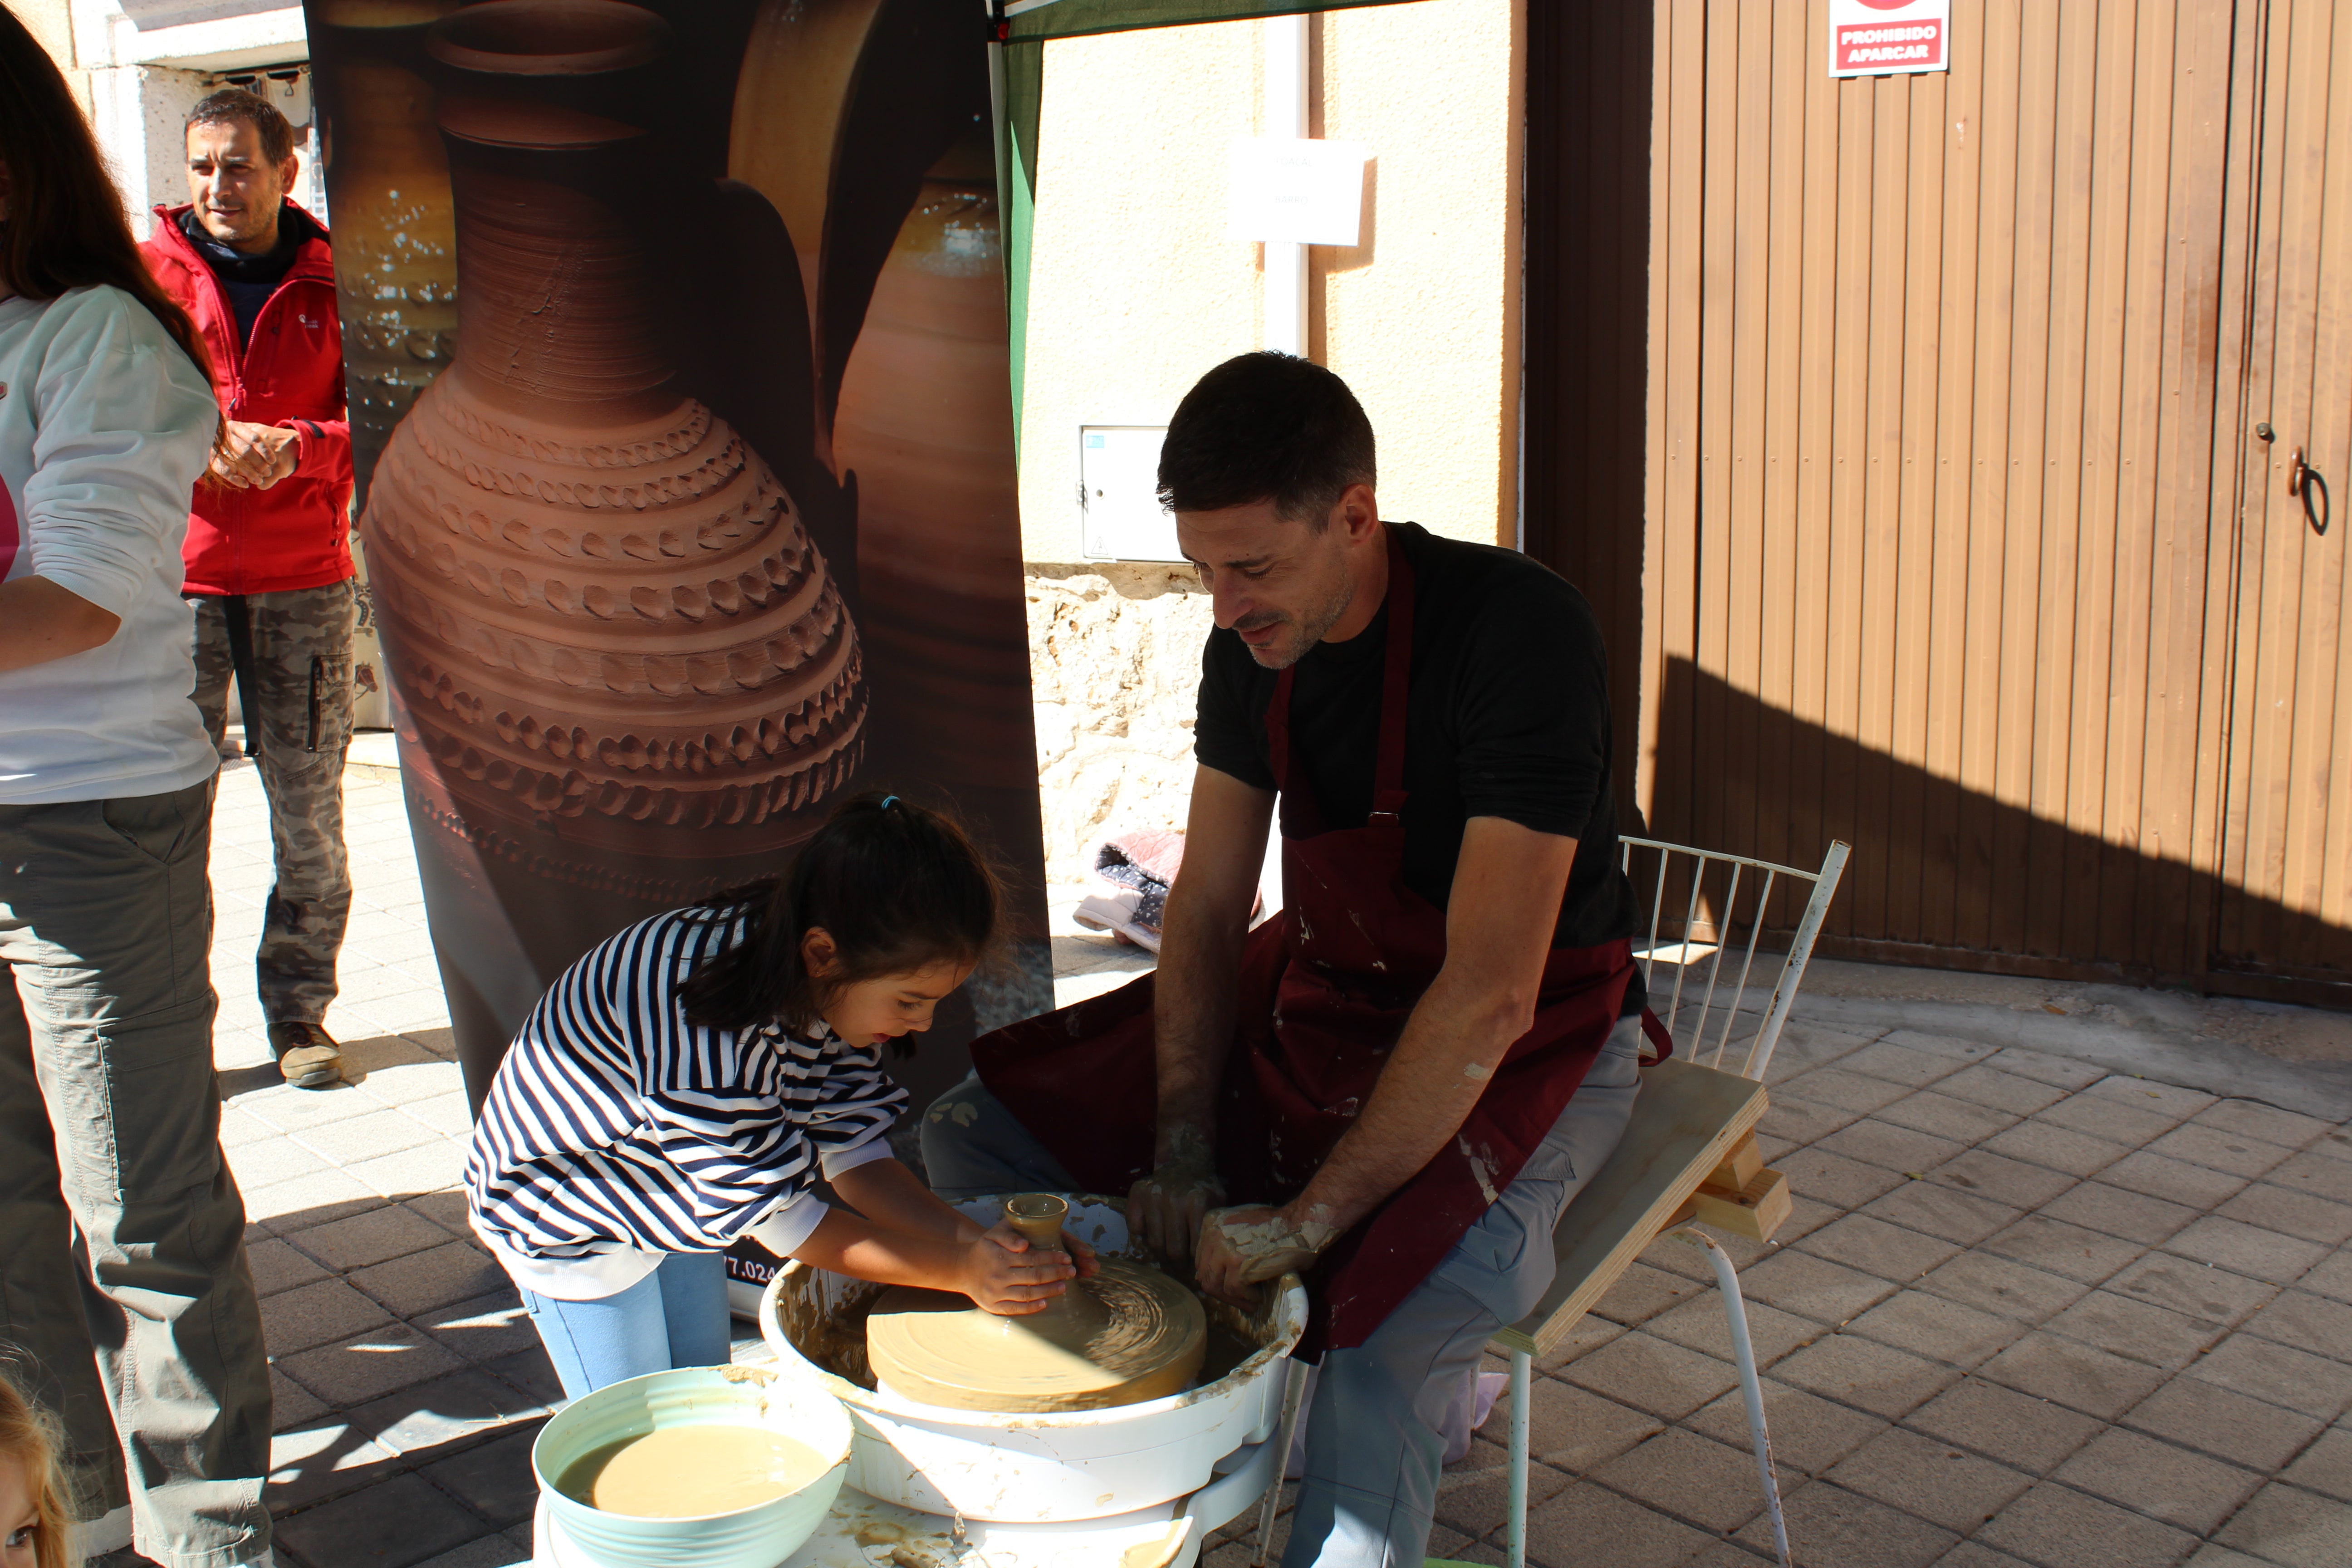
{"left": 532, "top": 1365, "right": 854, "bottom": 1524}
{"left": 759, "top": 1264, "right": 1307, "bottom": 1429}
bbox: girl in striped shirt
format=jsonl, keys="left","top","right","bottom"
{"left": 466, "top": 794, "right": 1092, "bottom": 1399}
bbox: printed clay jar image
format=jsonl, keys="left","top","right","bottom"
{"left": 834, "top": 137, "right": 1032, "bottom": 806}
{"left": 309, "top": 1, "right": 462, "bottom": 498}
{"left": 359, "top": 2, "right": 866, "bottom": 920}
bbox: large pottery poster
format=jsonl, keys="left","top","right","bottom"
{"left": 303, "top": 0, "right": 1051, "bottom": 1220}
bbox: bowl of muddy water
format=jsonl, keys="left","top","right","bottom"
{"left": 532, "top": 1364, "right": 851, "bottom": 1568}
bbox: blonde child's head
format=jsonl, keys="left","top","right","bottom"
{"left": 0, "top": 1368, "right": 72, "bottom": 1568}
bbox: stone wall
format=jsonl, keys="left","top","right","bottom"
{"left": 1026, "top": 563, "right": 1214, "bottom": 882}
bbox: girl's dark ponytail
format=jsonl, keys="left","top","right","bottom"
{"left": 678, "top": 793, "right": 1002, "bottom": 1037}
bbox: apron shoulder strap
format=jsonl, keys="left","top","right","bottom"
{"left": 1639, "top": 1006, "right": 1676, "bottom": 1064}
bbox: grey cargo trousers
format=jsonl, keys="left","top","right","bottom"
{"left": 189, "top": 579, "right": 356, "bottom": 1025}
{"left": 921, "top": 1014, "right": 1645, "bottom": 1568}
{"left": 0, "top": 779, "right": 273, "bottom": 1568}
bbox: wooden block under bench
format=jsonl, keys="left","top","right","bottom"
{"left": 1708, "top": 1131, "right": 1764, "bottom": 1192}
{"left": 1691, "top": 1166, "right": 1792, "bottom": 1241}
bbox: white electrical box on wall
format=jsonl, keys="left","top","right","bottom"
{"left": 1079, "top": 425, "right": 1182, "bottom": 562}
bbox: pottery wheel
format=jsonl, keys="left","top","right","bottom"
{"left": 867, "top": 1258, "right": 1207, "bottom": 1413}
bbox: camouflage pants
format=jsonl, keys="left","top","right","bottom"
{"left": 189, "top": 580, "right": 356, "bottom": 1025}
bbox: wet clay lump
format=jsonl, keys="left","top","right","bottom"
{"left": 865, "top": 1195, "right": 1206, "bottom": 1413}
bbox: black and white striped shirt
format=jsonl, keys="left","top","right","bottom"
{"left": 465, "top": 905, "right": 906, "bottom": 1299}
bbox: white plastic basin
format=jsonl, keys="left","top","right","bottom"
{"left": 758, "top": 1195, "right": 1305, "bottom": 1523}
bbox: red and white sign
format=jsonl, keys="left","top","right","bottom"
{"left": 1828, "top": 0, "right": 1950, "bottom": 78}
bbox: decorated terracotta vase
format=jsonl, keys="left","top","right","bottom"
{"left": 359, "top": 1, "right": 865, "bottom": 1083}
{"left": 834, "top": 138, "right": 1034, "bottom": 803}
{"left": 309, "top": 2, "right": 462, "bottom": 504}
{"left": 830, "top": 137, "right": 1052, "bottom": 1034}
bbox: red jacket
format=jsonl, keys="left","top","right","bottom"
{"left": 142, "top": 201, "right": 354, "bottom": 596}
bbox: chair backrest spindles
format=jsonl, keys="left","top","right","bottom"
{"left": 1618, "top": 837, "right": 1851, "bottom": 1084}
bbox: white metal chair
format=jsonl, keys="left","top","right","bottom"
{"left": 1483, "top": 836, "right": 1852, "bottom": 1568}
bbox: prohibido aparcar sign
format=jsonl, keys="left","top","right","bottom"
{"left": 1827, "top": 0, "right": 1951, "bottom": 78}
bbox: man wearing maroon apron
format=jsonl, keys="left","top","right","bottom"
{"left": 924, "top": 353, "right": 1652, "bottom": 1567}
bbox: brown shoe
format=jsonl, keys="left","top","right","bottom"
{"left": 269, "top": 1021, "right": 343, "bottom": 1088}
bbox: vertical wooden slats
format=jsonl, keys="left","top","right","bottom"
{"left": 1886, "top": 55, "right": 1946, "bottom": 947}
{"left": 1694, "top": 0, "right": 1742, "bottom": 869}
{"left": 1784, "top": 0, "right": 1840, "bottom": 932}
{"left": 2264, "top": 0, "right": 2336, "bottom": 969}
{"left": 1754, "top": 0, "right": 1813, "bottom": 921}
{"left": 1954, "top": 0, "right": 2024, "bottom": 957}
{"left": 2208, "top": 0, "right": 2352, "bottom": 986}
{"left": 2068, "top": 0, "right": 2143, "bottom": 966}
{"left": 1852, "top": 72, "right": 1910, "bottom": 944}
{"left": 2088, "top": 0, "right": 2154, "bottom": 968}
{"left": 2025, "top": 0, "right": 2096, "bottom": 962}
{"left": 1921, "top": 2, "right": 1987, "bottom": 954}
{"left": 1596, "top": 0, "right": 2349, "bottom": 1000}
{"left": 2156, "top": 0, "right": 2239, "bottom": 983}
{"left": 2308, "top": 1, "right": 2352, "bottom": 965}
{"left": 1651, "top": 0, "right": 1708, "bottom": 850}
{"left": 1724, "top": 0, "right": 1775, "bottom": 891}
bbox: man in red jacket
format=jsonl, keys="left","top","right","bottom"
{"left": 144, "top": 87, "right": 355, "bottom": 1090}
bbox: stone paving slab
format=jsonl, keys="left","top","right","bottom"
{"left": 77, "top": 755, "right": 2352, "bottom": 1568}
{"left": 1206, "top": 1005, "right": 2352, "bottom": 1567}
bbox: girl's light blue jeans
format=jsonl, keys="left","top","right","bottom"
{"left": 518, "top": 1251, "right": 733, "bottom": 1401}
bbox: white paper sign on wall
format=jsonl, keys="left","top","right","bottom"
{"left": 1228, "top": 137, "right": 1369, "bottom": 247}
{"left": 1827, "top": 0, "right": 1950, "bottom": 78}
{"left": 1080, "top": 426, "right": 1183, "bottom": 563}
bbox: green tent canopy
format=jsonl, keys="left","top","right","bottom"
{"left": 989, "top": 0, "right": 1426, "bottom": 444}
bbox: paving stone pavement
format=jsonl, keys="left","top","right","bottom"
{"left": 83, "top": 755, "right": 2352, "bottom": 1568}
{"left": 1201, "top": 1013, "right": 2352, "bottom": 1567}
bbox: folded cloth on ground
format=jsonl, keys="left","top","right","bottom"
{"left": 1073, "top": 884, "right": 1159, "bottom": 953}
{"left": 1074, "top": 827, "right": 1189, "bottom": 952}
{"left": 1074, "top": 827, "right": 1265, "bottom": 953}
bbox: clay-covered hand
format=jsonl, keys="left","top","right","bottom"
{"left": 1194, "top": 1203, "right": 1341, "bottom": 1309}
{"left": 1059, "top": 1228, "right": 1101, "bottom": 1280}
{"left": 961, "top": 1220, "right": 1087, "bottom": 1315}
{"left": 1127, "top": 1124, "right": 1227, "bottom": 1265}
{"left": 206, "top": 421, "right": 299, "bottom": 491}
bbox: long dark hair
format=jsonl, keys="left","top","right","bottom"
{"left": 0, "top": 6, "right": 214, "bottom": 387}
{"left": 680, "top": 793, "right": 1002, "bottom": 1038}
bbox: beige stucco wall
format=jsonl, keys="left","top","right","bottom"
{"left": 18, "top": 0, "right": 89, "bottom": 110}
{"left": 1019, "top": 1, "right": 1524, "bottom": 878}
{"left": 1019, "top": 0, "right": 1525, "bottom": 564}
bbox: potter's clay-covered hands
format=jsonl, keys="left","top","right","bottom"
{"left": 1128, "top": 1123, "right": 1227, "bottom": 1266}
{"left": 1195, "top": 1203, "right": 1341, "bottom": 1309}
{"left": 964, "top": 1220, "right": 1099, "bottom": 1316}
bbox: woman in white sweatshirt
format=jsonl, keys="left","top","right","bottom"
{"left": 0, "top": 12, "right": 278, "bottom": 1567}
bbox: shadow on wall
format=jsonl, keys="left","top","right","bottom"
{"left": 1646, "top": 658, "right": 2352, "bottom": 1011}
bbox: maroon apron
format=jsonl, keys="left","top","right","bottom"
{"left": 974, "top": 529, "right": 1640, "bottom": 1352}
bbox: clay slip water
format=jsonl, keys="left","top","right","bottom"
{"left": 558, "top": 1425, "right": 833, "bottom": 1518}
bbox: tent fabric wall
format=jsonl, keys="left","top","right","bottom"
{"left": 992, "top": 0, "right": 1426, "bottom": 439}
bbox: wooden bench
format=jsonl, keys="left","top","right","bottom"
{"left": 1478, "top": 838, "right": 1850, "bottom": 1568}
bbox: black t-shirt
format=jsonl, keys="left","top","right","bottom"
{"left": 178, "top": 203, "right": 313, "bottom": 350}
{"left": 1195, "top": 523, "right": 1644, "bottom": 1011}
